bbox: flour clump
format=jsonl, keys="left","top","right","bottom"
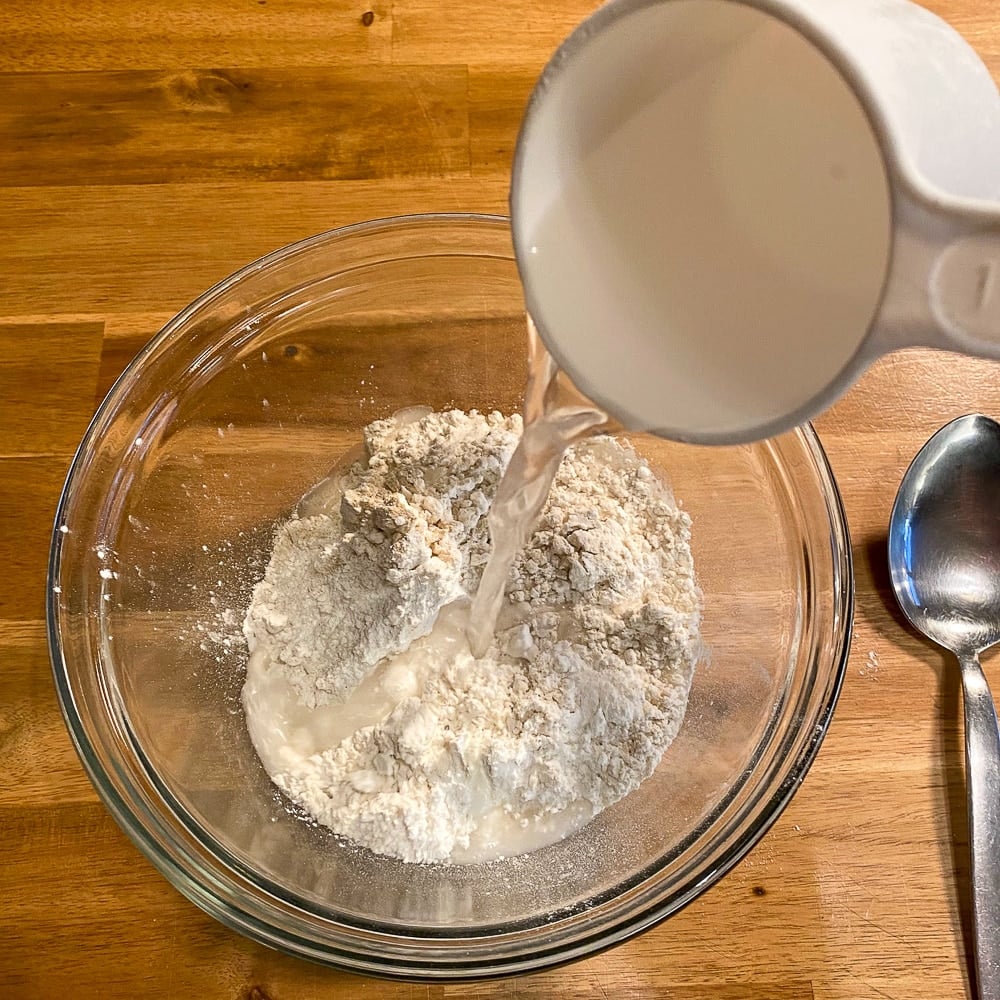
{"left": 245, "top": 409, "right": 516, "bottom": 707}
{"left": 242, "top": 409, "right": 701, "bottom": 864}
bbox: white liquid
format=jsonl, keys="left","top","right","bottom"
{"left": 515, "top": 0, "right": 892, "bottom": 440}
{"left": 466, "top": 317, "right": 606, "bottom": 656}
{"left": 244, "top": 370, "right": 605, "bottom": 861}
{"left": 243, "top": 601, "right": 598, "bottom": 862}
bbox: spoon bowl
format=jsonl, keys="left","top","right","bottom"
{"left": 889, "top": 413, "right": 1000, "bottom": 1000}
{"left": 889, "top": 414, "right": 1000, "bottom": 654}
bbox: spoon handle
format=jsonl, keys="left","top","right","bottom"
{"left": 959, "top": 651, "right": 1000, "bottom": 1000}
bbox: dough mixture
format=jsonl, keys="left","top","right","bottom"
{"left": 242, "top": 409, "right": 701, "bottom": 864}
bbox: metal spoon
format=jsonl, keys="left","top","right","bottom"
{"left": 889, "top": 413, "right": 1000, "bottom": 1000}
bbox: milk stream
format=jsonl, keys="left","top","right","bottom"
{"left": 244, "top": 319, "right": 612, "bottom": 861}
{"left": 466, "top": 316, "right": 607, "bottom": 657}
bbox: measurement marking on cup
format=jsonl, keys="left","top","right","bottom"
{"left": 975, "top": 261, "right": 996, "bottom": 311}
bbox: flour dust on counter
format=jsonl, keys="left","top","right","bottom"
{"left": 242, "top": 408, "right": 701, "bottom": 864}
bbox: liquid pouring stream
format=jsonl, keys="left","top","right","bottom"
{"left": 466, "top": 318, "right": 607, "bottom": 657}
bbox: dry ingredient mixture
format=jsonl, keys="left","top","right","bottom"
{"left": 242, "top": 408, "right": 701, "bottom": 864}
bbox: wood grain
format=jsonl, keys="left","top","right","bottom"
{"left": 391, "top": 0, "right": 600, "bottom": 65}
{"left": 0, "top": 67, "right": 470, "bottom": 185}
{"left": 0, "top": 321, "right": 104, "bottom": 453}
{"left": 0, "top": 0, "right": 394, "bottom": 72}
{"left": 2, "top": 0, "right": 1000, "bottom": 997}
{"left": 0, "top": 179, "right": 509, "bottom": 316}
{"left": 0, "top": 457, "right": 74, "bottom": 620}
{"left": 0, "top": 624, "right": 96, "bottom": 805}
{"left": 469, "top": 68, "right": 535, "bottom": 174}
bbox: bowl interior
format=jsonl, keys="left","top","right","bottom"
{"left": 51, "top": 215, "right": 849, "bottom": 972}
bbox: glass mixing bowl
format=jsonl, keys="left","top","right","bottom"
{"left": 48, "top": 214, "right": 851, "bottom": 979}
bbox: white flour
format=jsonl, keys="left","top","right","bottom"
{"left": 242, "top": 409, "right": 700, "bottom": 863}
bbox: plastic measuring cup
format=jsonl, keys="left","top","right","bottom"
{"left": 511, "top": 0, "right": 1000, "bottom": 444}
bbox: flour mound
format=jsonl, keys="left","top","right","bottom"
{"left": 243, "top": 409, "right": 701, "bottom": 863}
{"left": 244, "top": 410, "right": 520, "bottom": 707}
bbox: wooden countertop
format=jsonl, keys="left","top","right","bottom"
{"left": 3, "top": 1, "right": 1000, "bottom": 997}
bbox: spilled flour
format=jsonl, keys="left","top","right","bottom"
{"left": 242, "top": 409, "right": 701, "bottom": 863}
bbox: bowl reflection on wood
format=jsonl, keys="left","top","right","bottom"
{"left": 48, "top": 213, "right": 851, "bottom": 979}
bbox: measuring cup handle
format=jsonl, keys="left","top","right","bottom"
{"left": 926, "top": 199, "right": 1000, "bottom": 358}
{"left": 872, "top": 187, "right": 1000, "bottom": 360}
{"left": 932, "top": 227, "right": 1000, "bottom": 356}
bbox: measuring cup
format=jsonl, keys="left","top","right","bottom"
{"left": 511, "top": 0, "right": 1000, "bottom": 444}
